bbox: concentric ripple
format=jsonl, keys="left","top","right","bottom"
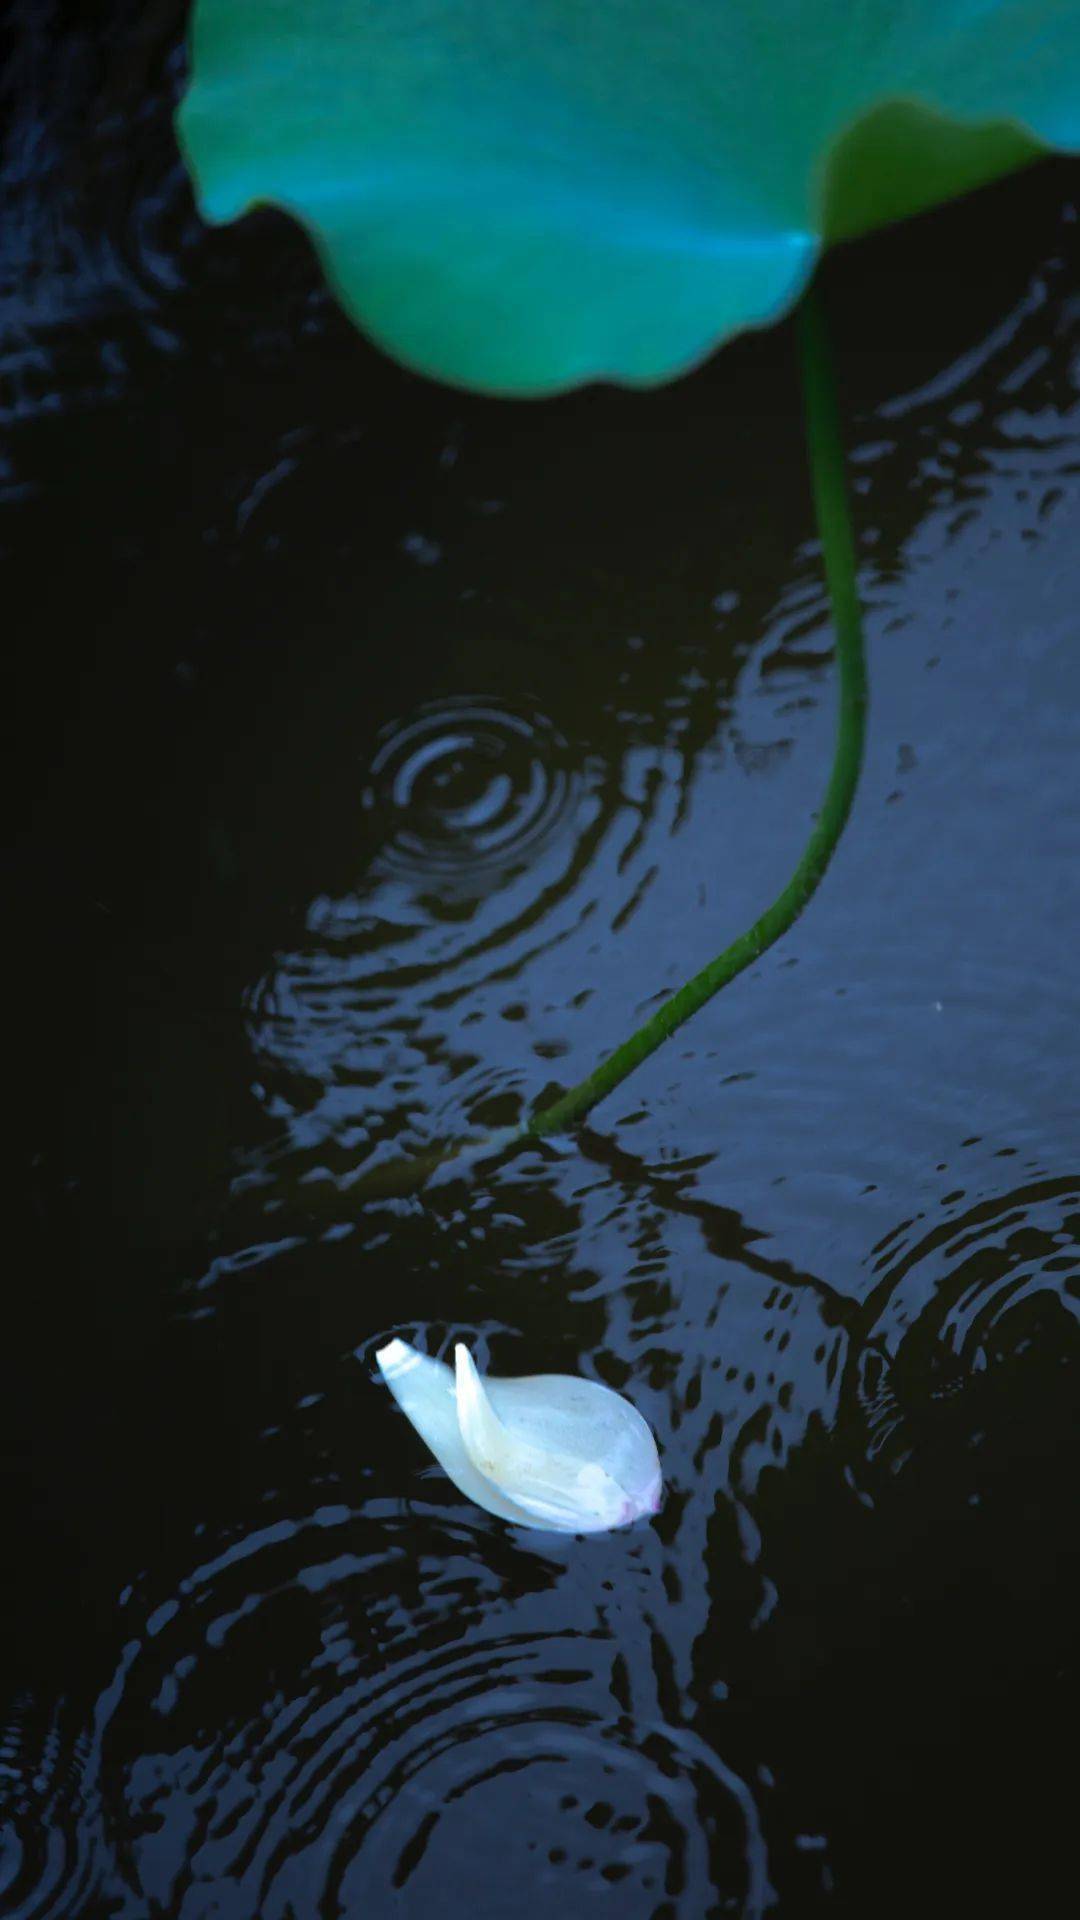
{"left": 0, "top": 1695, "right": 114, "bottom": 1920}
{"left": 238, "top": 667, "right": 723, "bottom": 1194}
{"left": 845, "top": 1171, "right": 1080, "bottom": 1473}
{"left": 0, "top": 1493, "right": 769, "bottom": 1920}
{"left": 363, "top": 698, "right": 576, "bottom": 883}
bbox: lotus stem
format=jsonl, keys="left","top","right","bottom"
{"left": 522, "top": 283, "right": 867, "bottom": 1136}
{"left": 346, "top": 281, "right": 866, "bottom": 1200}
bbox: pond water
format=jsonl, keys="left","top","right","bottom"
{"left": 3, "top": 19, "right": 1079, "bottom": 1918}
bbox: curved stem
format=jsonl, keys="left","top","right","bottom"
{"left": 525, "top": 283, "right": 866, "bottom": 1139}
{"left": 345, "top": 282, "right": 866, "bottom": 1201}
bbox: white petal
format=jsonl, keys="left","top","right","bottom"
{"left": 374, "top": 1340, "right": 538, "bottom": 1525}
{"left": 454, "top": 1345, "right": 628, "bottom": 1530}
{"left": 375, "top": 1339, "right": 661, "bottom": 1534}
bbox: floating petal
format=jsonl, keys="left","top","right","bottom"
{"left": 375, "top": 1338, "right": 661, "bottom": 1534}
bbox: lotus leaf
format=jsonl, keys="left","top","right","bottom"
{"left": 178, "top": 1, "right": 1080, "bottom": 394}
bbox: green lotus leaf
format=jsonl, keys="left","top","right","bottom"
{"left": 177, "top": 3, "right": 1080, "bottom": 395}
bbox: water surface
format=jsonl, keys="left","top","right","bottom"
{"left": 3, "top": 20, "right": 1079, "bottom": 1917}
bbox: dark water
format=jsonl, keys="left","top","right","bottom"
{"left": 3, "top": 12, "right": 1080, "bottom": 1916}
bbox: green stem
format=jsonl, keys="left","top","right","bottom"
{"left": 343, "top": 282, "right": 866, "bottom": 1201}
{"left": 525, "top": 283, "right": 867, "bottom": 1140}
